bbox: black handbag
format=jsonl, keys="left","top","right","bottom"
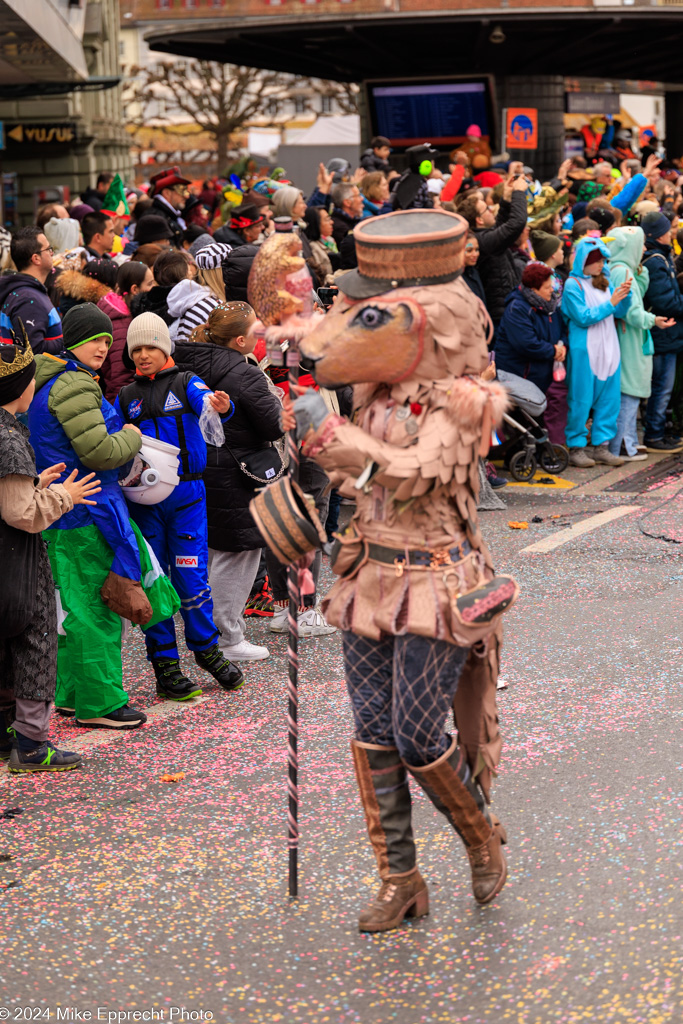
{"left": 228, "top": 443, "right": 285, "bottom": 486}
{"left": 0, "top": 517, "right": 40, "bottom": 638}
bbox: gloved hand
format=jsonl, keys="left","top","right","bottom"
{"left": 293, "top": 389, "right": 330, "bottom": 442}
{"left": 100, "top": 571, "right": 153, "bottom": 625}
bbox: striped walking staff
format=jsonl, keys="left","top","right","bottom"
{"left": 249, "top": 343, "right": 327, "bottom": 899}
{"left": 247, "top": 231, "right": 327, "bottom": 897}
{"left": 285, "top": 344, "right": 300, "bottom": 898}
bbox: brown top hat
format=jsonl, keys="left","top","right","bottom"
{"left": 250, "top": 476, "right": 327, "bottom": 565}
{"left": 149, "top": 165, "right": 191, "bottom": 196}
{"left": 336, "top": 208, "right": 468, "bottom": 300}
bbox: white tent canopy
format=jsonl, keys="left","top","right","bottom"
{"left": 278, "top": 115, "right": 362, "bottom": 194}
{"left": 287, "top": 115, "right": 361, "bottom": 146}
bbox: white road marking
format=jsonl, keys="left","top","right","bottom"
{"left": 520, "top": 505, "right": 641, "bottom": 554}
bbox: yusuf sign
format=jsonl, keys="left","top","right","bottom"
{"left": 5, "top": 123, "right": 76, "bottom": 145}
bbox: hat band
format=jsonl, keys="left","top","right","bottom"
{"left": 340, "top": 267, "right": 464, "bottom": 297}
{"left": 231, "top": 216, "right": 263, "bottom": 229}
{"left": 66, "top": 331, "right": 113, "bottom": 350}
{"left": 356, "top": 235, "right": 465, "bottom": 282}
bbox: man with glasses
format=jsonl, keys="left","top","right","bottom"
{"left": 0, "top": 227, "right": 62, "bottom": 353}
{"left": 143, "top": 165, "right": 191, "bottom": 248}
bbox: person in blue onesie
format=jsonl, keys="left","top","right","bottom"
{"left": 561, "top": 236, "right": 633, "bottom": 468}
{"left": 116, "top": 311, "right": 244, "bottom": 698}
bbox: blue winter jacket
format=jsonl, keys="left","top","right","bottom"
{"left": 642, "top": 241, "right": 683, "bottom": 355}
{"left": 611, "top": 174, "right": 648, "bottom": 216}
{"left": 0, "top": 272, "right": 63, "bottom": 354}
{"left": 495, "top": 287, "right": 566, "bottom": 393}
{"left": 361, "top": 196, "right": 393, "bottom": 219}
{"left": 29, "top": 352, "right": 142, "bottom": 580}
{"left": 115, "top": 364, "right": 234, "bottom": 480}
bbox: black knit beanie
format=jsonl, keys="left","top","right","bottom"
{"left": 62, "top": 302, "right": 113, "bottom": 351}
{"left": 0, "top": 343, "right": 36, "bottom": 406}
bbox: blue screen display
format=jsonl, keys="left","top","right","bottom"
{"left": 370, "top": 81, "right": 491, "bottom": 148}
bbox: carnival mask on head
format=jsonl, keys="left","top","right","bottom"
{"left": 299, "top": 210, "right": 490, "bottom": 387}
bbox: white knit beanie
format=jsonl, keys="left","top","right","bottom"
{"left": 43, "top": 216, "right": 80, "bottom": 255}
{"left": 127, "top": 312, "right": 172, "bottom": 358}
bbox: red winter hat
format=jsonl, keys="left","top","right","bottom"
{"left": 584, "top": 248, "right": 606, "bottom": 268}
{"left": 149, "top": 165, "right": 191, "bottom": 196}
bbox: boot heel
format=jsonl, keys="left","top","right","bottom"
{"left": 406, "top": 887, "right": 430, "bottom": 919}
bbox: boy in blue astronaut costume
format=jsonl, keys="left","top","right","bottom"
{"left": 561, "top": 236, "right": 633, "bottom": 468}
{"left": 116, "top": 312, "right": 244, "bottom": 698}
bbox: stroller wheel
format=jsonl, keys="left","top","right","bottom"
{"left": 539, "top": 444, "right": 569, "bottom": 474}
{"left": 509, "top": 450, "right": 537, "bottom": 482}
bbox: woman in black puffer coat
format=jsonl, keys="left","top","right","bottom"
{"left": 174, "top": 301, "right": 285, "bottom": 663}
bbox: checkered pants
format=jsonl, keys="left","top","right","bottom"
{"left": 342, "top": 631, "right": 470, "bottom": 767}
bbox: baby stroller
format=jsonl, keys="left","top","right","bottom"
{"left": 491, "top": 370, "right": 569, "bottom": 482}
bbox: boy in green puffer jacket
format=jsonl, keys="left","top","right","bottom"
{"left": 28, "top": 303, "right": 180, "bottom": 730}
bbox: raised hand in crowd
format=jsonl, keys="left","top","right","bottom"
{"left": 316, "top": 162, "right": 335, "bottom": 195}
{"left": 644, "top": 153, "right": 662, "bottom": 181}
{"left": 60, "top": 469, "right": 102, "bottom": 506}
{"left": 556, "top": 158, "right": 572, "bottom": 181}
{"left": 611, "top": 279, "right": 632, "bottom": 306}
{"left": 39, "top": 461, "right": 68, "bottom": 489}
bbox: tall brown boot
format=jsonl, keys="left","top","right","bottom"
{"left": 406, "top": 737, "right": 508, "bottom": 905}
{"left": 351, "top": 739, "right": 429, "bottom": 933}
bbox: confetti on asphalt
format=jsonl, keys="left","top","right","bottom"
{"left": 0, "top": 498, "right": 681, "bottom": 1022}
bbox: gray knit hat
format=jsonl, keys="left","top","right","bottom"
{"left": 127, "top": 311, "right": 172, "bottom": 358}
{"left": 188, "top": 232, "right": 215, "bottom": 258}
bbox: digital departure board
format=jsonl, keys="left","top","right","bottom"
{"left": 367, "top": 77, "right": 495, "bottom": 151}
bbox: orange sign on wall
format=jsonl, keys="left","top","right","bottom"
{"left": 506, "top": 108, "right": 538, "bottom": 150}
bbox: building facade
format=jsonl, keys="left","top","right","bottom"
{"left": 120, "top": 0, "right": 355, "bottom": 177}
{"left": 0, "top": 0, "right": 132, "bottom": 226}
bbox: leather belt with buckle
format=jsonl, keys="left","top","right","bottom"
{"left": 366, "top": 540, "right": 473, "bottom": 577}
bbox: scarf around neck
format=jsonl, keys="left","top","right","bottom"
{"left": 519, "top": 284, "right": 558, "bottom": 315}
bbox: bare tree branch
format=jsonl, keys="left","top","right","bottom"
{"left": 124, "top": 60, "right": 339, "bottom": 173}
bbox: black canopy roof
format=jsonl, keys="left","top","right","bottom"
{"left": 145, "top": 9, "right": 683, "bottom": 84}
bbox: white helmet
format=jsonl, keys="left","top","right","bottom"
{"left": 120, "top": 434, "right": 180, "bottom": 505}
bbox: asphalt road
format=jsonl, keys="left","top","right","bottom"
{"left": 1, "top": 456, "right": 681, "bottom": 1024}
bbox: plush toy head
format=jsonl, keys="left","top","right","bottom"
{"left": 247, "top": 232, "right": 306, "bottom": 326}
{"left": 299, "top": 209, "right": 489, "bottom": 389}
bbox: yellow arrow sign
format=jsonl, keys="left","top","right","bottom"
{"left": 8, "top": 124, "right": 23, "bottom": 142}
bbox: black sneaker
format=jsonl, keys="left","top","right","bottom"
{"left": 194, "top": 646, "right": 244, "bottom": 691}
{"left": 8, "top": 741, "right": 82, "bottom": 774}
{"left": 76, "top": 705, "right": 147, "bottom": 730}
{"left": 152, "top": 659, "right": 202, "bottom": 701}
{"left": 0, "top": 704, "right": 15, "bottom": 761}
{"left": 644, "top": 437, "right": 683, "bottom": 453}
